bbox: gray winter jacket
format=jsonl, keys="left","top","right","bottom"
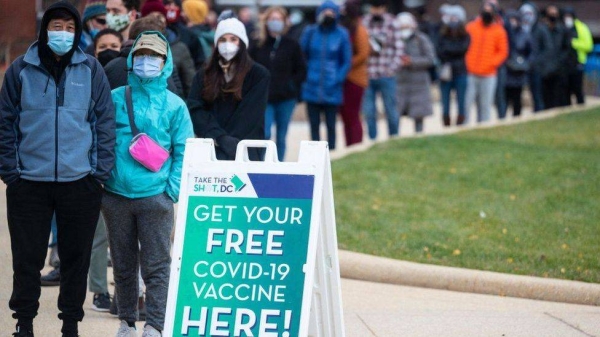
{"left": 396, "top": 32, "right": 436, "bottom": 119}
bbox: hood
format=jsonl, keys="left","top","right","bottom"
{"left": 317, "top": 1, "right": 340, "bottom": 20}
{"left": 562, "top": 6, "right": 577, "bottom": 19}
{"left": 39, "top": 1, "right": 83, "bottom": 54}
{"left": 126, "top": 31, "right": 173, "bottom": 90}
{"left": 519, "top": 2, "right": 539, "bottom": 26}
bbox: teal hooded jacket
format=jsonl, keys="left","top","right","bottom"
{"left": 106, "top": 31, "right": 193, "bottom": 202}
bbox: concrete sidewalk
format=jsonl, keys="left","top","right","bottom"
{"left": 1, "top": 98, "right": 600, "bottom": 336}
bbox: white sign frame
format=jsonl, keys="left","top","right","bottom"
{"left": 163, "top": 139, "right": 344, "bottom": 337}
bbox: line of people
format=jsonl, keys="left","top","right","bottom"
{"left": 0, "top": 0, "right": 594, "bottom": 336}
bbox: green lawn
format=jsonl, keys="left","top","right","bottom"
{"left": 332, "top": 108, "right": 600, "bottom": 283}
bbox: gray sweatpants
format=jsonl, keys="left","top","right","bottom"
{"left": 88, "top": 214, "right": 108, "bottom": 294}
{"left": 102, "top": 191, "right": 174, "bottom": 331}
{"left": 465, "top": 74, "right": 498, "bottom": 123}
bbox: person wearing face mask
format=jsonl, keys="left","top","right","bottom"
{"left": 104, "top": 15, "right": 184, "bottom": 97}
{"left": 504, "top": 10, "right": 533, "bottom": 119}
{"left": 94, "top": 28, "right": 123, "bottom": 67}
{"left": 464, "top": 2, "right": 508, "bottom": 123}
{"left": 188, "top": 18, "right": 270, "bottom": 161}
{"left": 540, "top": 5, "right": 571, "bottom": 109}
{"left": 0, "top": 1, "right": 116, "bottom": 336}
{"left": 163, "top": 0, "right": 205, "bottom": 70}
{"left": 518, "top": 2, "right": 552, "bottom": 112}
{"left": 106, "top": 0, "right": 140, "bottom": 41}
{"left": 249, "top": 6, "right": 307, "bottom": 161}
{"left": 395, "top": 12, "right": 435, "bottom": 133}
{"left": 562, "top": 7, "right": 593, "bottom": 106}
{"left": 81, "top": 0, "right": 108, "bottom": 54}
{"left": 362, "top": 0, "right": 403, "bottom": 140}
{"left": 436, "top": 4, "right": 470, "bottom": 126}
{"left": 182, "top": 0, "right": 216, "bottom": 68}
{"left": 104, "top": 30, "right": 193, "bottom": 337}
{"left": 300, "top": 1, "right": 352, "bottom": 150}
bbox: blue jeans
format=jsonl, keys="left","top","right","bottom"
{"left": 362, "top": 77, "right": 399, "bottom": 139}
{"left": 307, "top": 103, "right": 338, "bottom": 150}
{"left": 440, "top": 74, "right": 468, "bottom": 117}
{"left": 528, "top": 71, "right": 545, "bottom": 112}
{"left": 265, "top": 99, "right": 296, "bottom": 161}
{"left": 495, "top": 65, "right": 508, "bottom": 119}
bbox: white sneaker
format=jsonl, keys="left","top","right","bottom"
{"left": 142, "top": 325, "right": 162, "bottom": 337}
{"left": 115, "top": 321, "right": 137, "bottom": 337}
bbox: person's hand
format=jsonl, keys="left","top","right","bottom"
{"left": 401, "top": 55, "right": 412, "bottom": 66}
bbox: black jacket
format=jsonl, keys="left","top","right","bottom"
{"left": 170, "top": 21, "right": 205, "bottom": 70}
{"left": 249, "top": 36, "right": 307, "bottom": 103}
{"left": 104, "top": 42, "right": 182, "bottom": 96}
{"left": 187, "top": 63, "right": 270, "bottom": 161}
{"left": 541, "top": 23, "right": 572, "bottom": 78}
{"left": 436, "top": 32, "right": 470, "bottom": 78}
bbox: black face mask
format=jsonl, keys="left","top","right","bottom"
{"left": 481, "top": 11, "right": 494, "bottom": 25}
{"left": 321, "top": 16, "right": 336, "bottom": 27}
{"left": 372, "top": 14, "right": 384, "bottom": 23}
{"left": 548, "top": 15, "right": 558, "bottom": 24}
{"left": 97, "top": 49, "right": 120, "bottom": 67}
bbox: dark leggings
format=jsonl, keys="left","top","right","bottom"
{"left": 307, "top": 103, "right": 338, "bottom": 150}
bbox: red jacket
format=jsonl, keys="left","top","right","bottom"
{"left": 465, "top": 18, "right": 509, "bottom": 76}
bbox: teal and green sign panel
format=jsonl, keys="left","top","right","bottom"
{"left": 171, "top": 173, "right": 315, "bottom": 336}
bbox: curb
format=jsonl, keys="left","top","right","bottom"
{"left": 338, "top": 250, "right": 600, "bottom": 306}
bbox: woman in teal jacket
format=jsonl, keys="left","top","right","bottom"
{"left": 102, "top": 31, "right": 193, "bottom": 336}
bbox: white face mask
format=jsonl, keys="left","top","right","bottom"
{"left": 218, "top": 42, "right": 239, "bottom": 61}
{"left": 564, "top": 17, "right": 574, "bottom": 28}
{"left": 399, "top": 29, "right": 413, "bottom": 40}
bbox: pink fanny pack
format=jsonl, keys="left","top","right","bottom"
{"left": 125, "top": 86, "right": 169, "bottom": 172}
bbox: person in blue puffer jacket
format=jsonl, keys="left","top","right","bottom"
{"left": 300, "top": 0, "right": 352, "bottom": 150}
{"left": 102, "top": 30, "right": 193, "bottom": 336}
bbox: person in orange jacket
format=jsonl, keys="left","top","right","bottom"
{"left": 464, "top": 2, "right": 508, "bottom": 123}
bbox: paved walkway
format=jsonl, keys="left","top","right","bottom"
{"left": 1, "top": 97, "right": 600, "bottom": 336}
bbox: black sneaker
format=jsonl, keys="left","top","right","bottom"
{"left": 40, "top": 267, "right": 60, "bottom": 286}
{"left": 13, "top": 324, "right": 34, "bottom": 337}
{"left": 92, "top": 292, "right": 111, "bottom": 312}
{"left": 61, "top": 334, "right": 79, "bottom": 337}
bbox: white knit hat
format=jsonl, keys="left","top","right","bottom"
{"left": 214, "top": 18, "right": 249, "bottom": 48}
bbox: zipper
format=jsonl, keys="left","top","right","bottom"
{"left": 55, "top": 81, "right": 59, "bottom": 181}
{"left": 318, "top": 30, "right": 328, "bottom": 102}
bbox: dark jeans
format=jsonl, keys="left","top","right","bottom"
{"left": 7, "top": 176, "right": 102, "bottom": 324}
{"left": 528, "top": 71, "right": 544, "bottom": 112}
{"left": 495, "top": 65, "right": 508, "bottom": 118}
{"left": 440, "top": 75, "right": 468, "bottom": 117}
{"left": 505, "top": 86, "right": 523, "bottom": 117}
{"left": 307, "top": 103, "right": 338, "bottom": 150}
{"left": 542, "top": 73, "right": 569, "bottom": 109}
{"left": 567, "top": 67, "right": 585, "bottom": 105}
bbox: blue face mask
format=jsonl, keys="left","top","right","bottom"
{"left": 47, "top": 30, "right": 75, "bottom": 56}
{"left": 133, "top": 55, "right": 164, "bottom": 79}
{"left": 267, "top": 20, "right": 285, "bottom": 34}
{"left": 89, "top": 28, "right": 100, "bottom": 39}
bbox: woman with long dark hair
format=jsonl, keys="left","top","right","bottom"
{"left": 250, "top": 6, "right": 306, "bottom": 161}
{"left": 188, "top": 18, "right": 270, "bottom": 161}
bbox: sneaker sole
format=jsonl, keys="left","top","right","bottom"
{"left": 40, "top": 281, "right": 60, "bottom": 286}
{"left": 92, "top": 305, "right": 111, "bottom": 312}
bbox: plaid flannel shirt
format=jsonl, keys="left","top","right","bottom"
{"left": 363, "top": 13, "right": 404, "bottom": 79}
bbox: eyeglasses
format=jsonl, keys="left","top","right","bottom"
{"left": 94, "top": 17, "right": 107, "bottom": 25}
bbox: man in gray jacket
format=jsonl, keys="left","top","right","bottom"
{"left": 0, "top": 1, "right": 115, "bottom": 336}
